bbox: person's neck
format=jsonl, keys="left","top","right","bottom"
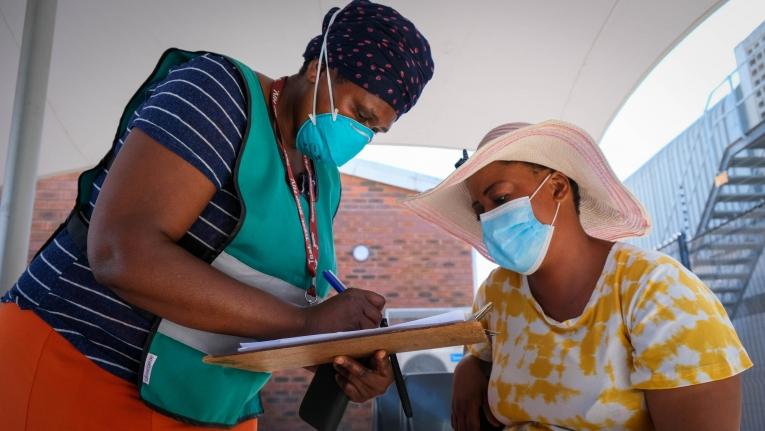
{"left": 274, "top": 74, "right": 308, "bottom": 174}
{"left": 527, "top": 222, "right": 613, "bottom": 322}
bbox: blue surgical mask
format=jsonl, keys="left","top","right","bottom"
{"left": 480, "top": 174, "right": 560, "bottom": 275}
{"left": 295, "top": 8, "right": 374, "bottom": 166}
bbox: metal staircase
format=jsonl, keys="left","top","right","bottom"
{"left": 688, "top": 79, "right": 765, "bottom": 317}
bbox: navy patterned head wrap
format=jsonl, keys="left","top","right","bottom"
{"left": 303, "top": 0, "right": 434, "bottom": 117}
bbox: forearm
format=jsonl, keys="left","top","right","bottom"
{"left": 90, "top": 231, "right": 306, "bottom": 340}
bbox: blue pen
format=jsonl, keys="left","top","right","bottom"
{"left": 322, "top": 269, "right": 347, "bottom": 294}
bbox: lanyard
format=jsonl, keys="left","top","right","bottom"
{"left": 270, "top": 77, "right": 319, "bottom": 304}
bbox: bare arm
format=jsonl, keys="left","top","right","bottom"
{"left": 88, "top": 129, "right": 384, "bottom": 339}
{"left": 645, "top": 374, "right": 742, "bottom": 431}
{"left": 452, "top": 354, "right": 500, "bottom": 431}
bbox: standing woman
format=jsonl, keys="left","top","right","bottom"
{"left": 0, "top": 1, "right": 434, "bottom": 430}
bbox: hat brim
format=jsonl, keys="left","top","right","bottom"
{"left": 402, "top": 120, "right": 651, "bottom": 261}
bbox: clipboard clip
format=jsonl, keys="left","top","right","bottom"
{"left": 472, "top": 302, "right": 493, "bottom": 321}
{"left": 472, "top": 302, "right": 501, "bottom": 337}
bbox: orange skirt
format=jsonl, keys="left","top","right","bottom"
{"left": 0, "top": 302, "right": 257, "bottom": 431}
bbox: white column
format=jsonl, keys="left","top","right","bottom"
{"left": 0, "top": 0, "right": 58, "bottom": 292}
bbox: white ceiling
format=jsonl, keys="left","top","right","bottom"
{"left": 0, "top": 0, "right": 724, "bottom": 181}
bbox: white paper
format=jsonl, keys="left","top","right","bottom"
{"left": 237, "top": 310, "right": 468, "bottom": 353}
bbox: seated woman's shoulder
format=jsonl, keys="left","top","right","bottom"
{"left": 611, "top": 241, "right": 691, "bottom": 283}
{"left": 483, "top": 267, "right": 522, "bottom": 290}
{"left": 612, "top": 242, "right": 724, "bottom": 319}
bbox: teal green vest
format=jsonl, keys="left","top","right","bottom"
{"left": 73, "top": 48, "right": 342, "bottom": 426}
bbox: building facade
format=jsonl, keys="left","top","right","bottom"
{"left": 624, "top": 21, "right": 765, "bottom": 430}
{"left": 735, "top": 21, "right": 765, "bottom": 129}
{"left": 25, "top": 161, "right": 475, "bottom": 431}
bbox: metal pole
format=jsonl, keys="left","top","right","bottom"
{"left": 0, "top": 0, "right": 58, "bottom": 293}
{"left": 677, "top": 232, "right": 692, "bottom": 271}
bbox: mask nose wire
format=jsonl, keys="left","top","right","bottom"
{"left": 311, "top": 8, "right": 343, "bottom": 123}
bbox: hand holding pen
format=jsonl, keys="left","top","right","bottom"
{"left": 323, "top": 270, "right": 413, "bottom": 417}
{"left": 301, "top": 275, "right": 385, "bottom": 334}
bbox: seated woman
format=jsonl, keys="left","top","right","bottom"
{"left": 403, "top": 121, "right": 752, "bottom": 431}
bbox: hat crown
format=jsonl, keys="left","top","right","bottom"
{"left": 478, "top": 122, "right": 531, "bottom": 149}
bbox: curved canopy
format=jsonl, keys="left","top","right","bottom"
{"left": 0, "top": 0, "right": 723, "bottom": 180}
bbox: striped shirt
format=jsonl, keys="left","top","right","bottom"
{"left": 2, "top": 53, "right": 250, "bottom": 381}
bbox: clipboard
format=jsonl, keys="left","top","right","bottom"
{"left": 203, "top": 319, "right": 488, "bottom": 372}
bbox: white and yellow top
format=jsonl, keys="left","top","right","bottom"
{"left": 468, "top": 242, "right": 752, "bottom": 431}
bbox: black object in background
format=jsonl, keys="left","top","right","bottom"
{"left": 380, "top": 318, "right": 412, "bottom": 418}
{"left": 299, "top": 363, "right": 349, "bottom": 431}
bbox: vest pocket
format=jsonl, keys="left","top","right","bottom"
{"left": 139, "top": 330, "right": 268, "bottom": 426}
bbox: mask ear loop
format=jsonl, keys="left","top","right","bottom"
{"left": 550, "top": 201, "right": 561, "bottom": 226}
{"left": 310, "top": 46, "right": 324, "bottom": 124}
{"left": 311, "top": 8, "right": 343, "bottom": 124}
{"left": 529, "top": 173, "right": 552, "bottom": 200}
{"left": 529, "top": 173, "right": 561, "bottom": 226}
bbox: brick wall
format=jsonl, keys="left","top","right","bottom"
{"left": 27, "top": 171, "right": 474, "bottom": 431}
{"left": 28, "top": 172, "right": 80, "bottom": 261}
{"left": 260, "top": 175, "right": 474, "bottom": 431}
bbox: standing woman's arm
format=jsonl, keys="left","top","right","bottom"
{"left": 88, "top": 131, "right": 384, "bottom": 338}
{"left": 88, "top": 128, "right": 309, "bottom": 339}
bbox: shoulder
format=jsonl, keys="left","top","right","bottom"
{"left": 609, "top": 242, "right": 696, "bottom": 292}
{"left": 203, "top": 54, "right": 274, "bottom": 111}
{"left": 174, "top": 53, "right": 243, "bottom": 89}
{"left": 611, "top": 242, "right": 724, "bottom": 326}
{"left": 129, "top": 52, "right": 252, "bottom": 189}
{"left": 477, "top": 267, "right": 523, "bottom": 307}
{"left": 159, "top": 53, "right": 247, "bottom": 116}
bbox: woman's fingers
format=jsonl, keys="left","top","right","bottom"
{"left": 333, "top": 354, "right": 393, "bottom": 402}
{"left": 334, "top": 357, "right": 375, "bottom": 394}
{"left": 334, "top": 374, "right": 365, "bottom": 403}
{"left": 359, "top": 302, "right": 382, "bottom": 328}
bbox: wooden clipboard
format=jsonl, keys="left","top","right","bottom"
{"left": 203, "top": 320, "right": 487, "bottom": 372}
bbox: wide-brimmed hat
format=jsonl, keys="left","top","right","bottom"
{"left": 402, "top": 120, "right": 651, "bottom": 260}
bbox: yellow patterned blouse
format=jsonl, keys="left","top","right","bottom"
{"left": 468, "top": 242, "right": 752, "bottom": 431}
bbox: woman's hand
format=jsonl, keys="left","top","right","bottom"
{"left": 333, "top": 350, "right": 393, "bottom": 403}
{"left": 452, "top": 354, "right": 500, "bottom": 431}
{"left": 302, "top": 289, "right": 385, "bottom": 334}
